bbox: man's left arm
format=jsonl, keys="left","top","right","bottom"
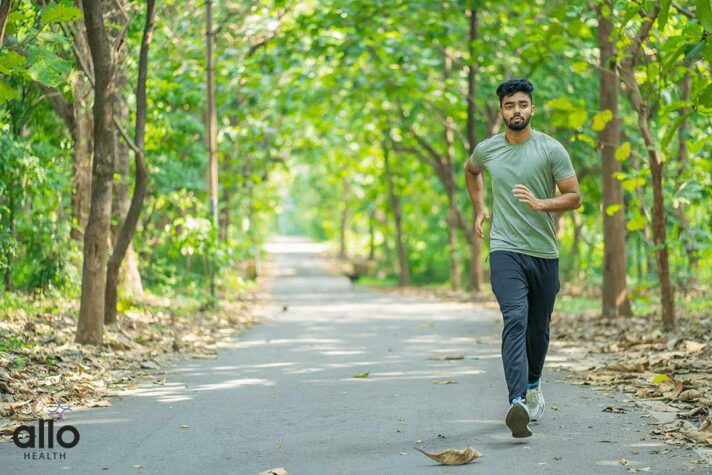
{"left": 512, "top": 176, "right": 582, "bottom": 212}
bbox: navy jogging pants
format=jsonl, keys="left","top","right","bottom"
{"left": 489, "top": 250, "right": 560, "bottom": 403}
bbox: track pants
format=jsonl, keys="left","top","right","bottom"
{"left": 489, "top": 251, "right": 560, "bottom": 403}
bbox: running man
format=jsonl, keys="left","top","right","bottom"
{"left": 464, "top": 78, "right": 582, "bottom": 438}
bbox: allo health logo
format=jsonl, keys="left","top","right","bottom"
{"left": 12, "top": 398, "right": 80, "bottom": 459}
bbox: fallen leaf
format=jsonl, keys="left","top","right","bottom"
{"left": 433, "top": 380, "right": 458, "bottom": 385}
{"left": 258, "top": 469, "right": 288, "bottom": 475}
{"left": 414, "top": 446, "right": 481, "bottom": 465}
{"left": 603, "top": 406, "right": 627, "bottom": 414}
{"left": 677, "top": 389, "right": 702, "bottom": 401}
{"left": 352, "top": 371, "right": 369, "bottom": 378}
{"left": 682, "top": 429, "right": 712, "bottom": 446}
{"left": 87, "top": 400, "right": 111, "bottom": 408}
{"left": 651, "top": 374, "right": 670, "bottom": 384}
{"left": 683, "top": 341, "right": 705, "bottom": 354}
{"left": 180, "top": 425, "right": 190, "bottom": 430}
{"left": 619, "top": 458, "right": 629, "bottom": 465}
{"left": 678, "top": 406, "right": 707, "bottom": 419}
{"left": 428, "top": 355, "right": 465, "bottom": 361}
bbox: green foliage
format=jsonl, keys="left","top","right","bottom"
{"left": 0, "top": 0, "right": 709, "bottom": 319}
{"left": 40, "top": 2, "right": 82, "bottom": 26}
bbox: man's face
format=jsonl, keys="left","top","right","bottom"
{"left": 500, "top": 92, "right": 535, "bottom": 131}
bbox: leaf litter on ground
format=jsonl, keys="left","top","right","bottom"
{"left": 0, "top": 291, "right": 259, "bottom": 440}
{"left": 551, "top": 300, "right": 712, "bottom": 449}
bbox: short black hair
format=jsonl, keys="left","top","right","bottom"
{"left": 496, "top": 78, "right": 534, "bottom": 106}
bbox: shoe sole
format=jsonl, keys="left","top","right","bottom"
{"left": 506, "top": 404, "right": 532, "bottom": 438}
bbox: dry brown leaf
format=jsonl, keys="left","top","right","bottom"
{"left": 603, "top": 406, "right": 627, "bottom": 414}
{"left": 683, "top": 341, "right": 706, "bottom": 354}
{"left": 682, "top": 430, "right": 712, "bottom": 446}
{"left": 677, "top": 406, "right": 707, "bottom": 419}
{"left": 428, "top": 355, "right": 465, "bottom": 361}
{"left": 258, "top": 468, "right": 288, "bottom": 475}
{"left": 433, "top": 380, "right": 458, "bottom": 385}
{"left": 86, "top": 400, "right": 111, "bottom": 408}
{"left": 414, "top": 446, "right": 482, "bottom": 465}
{"left": 677, "top": 389, "right": 702, "bottom": 401}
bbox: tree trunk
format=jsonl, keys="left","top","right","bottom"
{"left": 220, "top": 178, "right": 230, "bottom": 242}
{"left": 206, "top": 0, "right": 219, "bottom": 229}
{"left": 442, "top": 47, "right": 461, "bottom": 291}
{"left": 598, "top": 2, "right": 632, "bottom": 317}
{"left": 383, "top": 144, "right": 409, "bottom": 286}
{"left": 368, "top": 209, "right": 376, "bottom": 261}
{"left": 466, "top": 5, "right": 482, "bottom": 292}
{"left": 0, "top": 0, "right": 11, "bottom": 47}
{"left": 104, "top": 0, "right": 155, "bottom": 325}
{"left": 70, "top": 74, "right": 94, "bottom": 241}
{"left": 108, "top": 9, "right": 144, "bottom": 303}
{"left": 339, "top": 200, "right": 348, "bottom": 258}
{"left": 76, "top": 0, "right": 116, "bottom": 346}
{"left": 568, "top": 213, "right": 583, "bottom": 281}
{"left": 674, "top": 71, "right": 697, "bottom": 291}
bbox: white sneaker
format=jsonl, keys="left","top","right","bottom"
{"left": 506, "top": 397, "right": 532, "bottom": 438}
{"left": 527, "top": 385, "right": 545, "bottom": 421}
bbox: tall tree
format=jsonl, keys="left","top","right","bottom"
{"left": 383, "top": 141, "right": 409, "bottom": 286}
{"left": 597, "top": 0, "right": 632, "bottom": 317}
{"left": 466, "top": 3, "right": 482, "bottom": 292}
{"left": 76, "top": 0, "right": 116, "bottom": 345}
{"left": 206, "top": 0, "right": 218, "bottom": 229}
{"left": 618, "top": 1, "right": 675, "bottom": 330}
{"left": 206, "top": 0, "right": 218, "bottom": 299}
{"left": 104, "top": 0, "right": 156, "bottom": 325}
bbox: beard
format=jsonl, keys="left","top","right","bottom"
{"left": 505, "top": 114, "right": 531, "bottom": 131}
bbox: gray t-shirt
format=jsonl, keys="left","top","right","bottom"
{"left": 468, "top": 130, "right": 576, "bottom": 259}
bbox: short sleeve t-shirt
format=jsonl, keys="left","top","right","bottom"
{"left": 468, "top": 130, "right": 576, "bottom": 259}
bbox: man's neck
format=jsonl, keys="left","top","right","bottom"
{"left": 505, "top": 126, "right": 533, "bottom": 145}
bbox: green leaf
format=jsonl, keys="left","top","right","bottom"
{"left": 652, "top": 374, "right": 670, "bottom": 384}
{"left": 547, "top": 97, "right": 575, "bottom": 111}
{"left": 615, "top": 142, "right": 631, "bottom": 161}
{"left": 622, "top": 177, "right": 646, "bottom": 192}
{"left": 572, "top": 61, "right": 588, "bottom": 73}
{"left": 684, "top": 40, "right": 706, "bottom": 63}
{"left": 592, "top": 109, "right": 613, "bottom": 132}
{"left": 0, "top": 80, "right": 19, "bottom": 103}
{"left": 26, "top": 46, "right": 73, "bottom": 87}
{"left": 697, "top": 0, "right": 712, "bottom": 34}
{"left": 605, "top": 204, "right": 622, "bottom": 216}
{"left": 696, "top": 81, "right": 712, "bottom": 108}
{"left": 568, "top": 109, "right": 588, "bottom": 129}
{"left": 661, "top": 113, "right": 690, "bottom": 149}
{"left": 40, "top": 2, "right": 82, "bottom": 26}
{"left": 352, "top": 371, "right": 369, "bottom": 378}
{"left": 657, "top": 0, "right": 673, "bottom": 30}
{"left": 575, "top": 133, "right": 597, "bottom": 148}
{"left": 0, "top": 51, "right": 27, "bottom": 75}
{"left": 627, "top": 213, "right": 647, "bottom": 232}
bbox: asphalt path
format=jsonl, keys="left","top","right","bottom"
{"left": 0, "top": 236, "right": 707, "bottom": 474}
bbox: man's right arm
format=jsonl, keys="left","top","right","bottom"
{"left": 464, "top": 161, "right": 488, "bottom": 239}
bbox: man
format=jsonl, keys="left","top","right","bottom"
{"left": 464, "top": 78, "right": 582, "bottom": 438}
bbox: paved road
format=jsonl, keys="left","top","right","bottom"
{"left": 1, "top": 236, "right": 707, "bottom": 474}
